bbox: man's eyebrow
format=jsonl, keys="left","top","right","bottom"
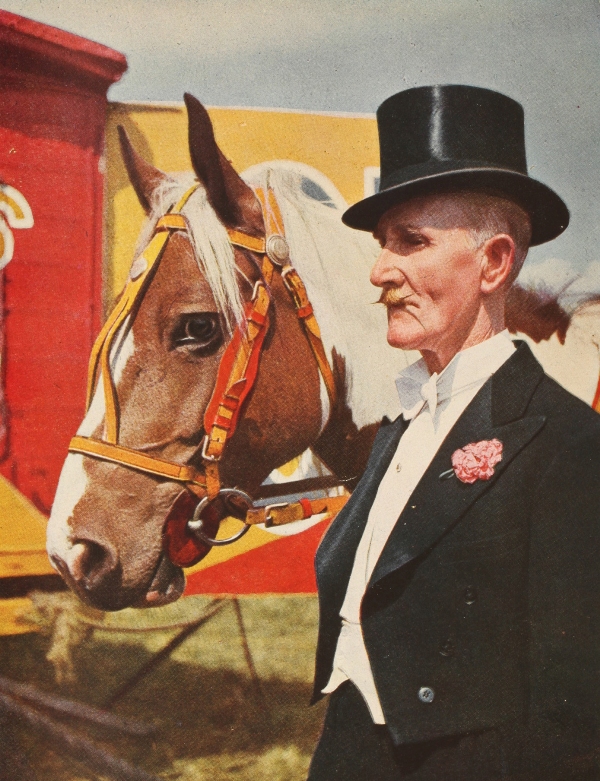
{"left": 373, "top": 222, "right": 427, "bottom": 243}
{"left": 403, "top": 224, "right": 425, "bottom": 234}
{"left": 388, "top": 223, "right": 426, "bottom": 236}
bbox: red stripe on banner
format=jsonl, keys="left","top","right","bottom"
{"left": 183, "top": 519, "right": 330, "bottom": 595}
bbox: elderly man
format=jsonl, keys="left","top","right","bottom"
{"left": 308, "top": 86, "right": 600, "bottom": 780}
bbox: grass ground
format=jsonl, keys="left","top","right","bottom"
{"left": 0, "top": 595, "right": 326, "bottom": 780}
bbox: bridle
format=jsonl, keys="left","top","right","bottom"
{"left": 68, "top": 183, "right": 349, "bottom": 565}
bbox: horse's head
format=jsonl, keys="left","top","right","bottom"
{"left": 47, "top": 95, "right": 325, "bottom": 610}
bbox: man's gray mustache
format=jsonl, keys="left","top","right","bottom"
{"left": 377, "top": 288, "right": 413, "bottom": 306}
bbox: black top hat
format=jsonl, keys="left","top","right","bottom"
{"left": 342, "top": 85, "right": 569, "bottom": 246}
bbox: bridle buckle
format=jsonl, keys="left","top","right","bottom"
{"left": 201, "top": 434, "right": 221, "bottom": 463}
{"left": 264, "top": 502, "right": 288, "bottom": 526}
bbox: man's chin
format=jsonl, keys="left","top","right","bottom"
{"left": 388, "top": 337, "right": 423, "bottom": 352}
{"left": 385, "top": 308, "right": 425, "bottom": 348}
{"left": 386, "top": 323, "right": 427, "bottom": 352}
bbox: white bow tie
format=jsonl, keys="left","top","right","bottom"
{"left": 419, "top": 373, "right": 440, "bottom": 418}
{"left": 397, "top": 371, "right": 443, "bottom": 421}
{"left": 395, "top": 332, "right": 517, "bottom": 423}
{"left": 403, "top": 370, "right": 493, "bottom": 421}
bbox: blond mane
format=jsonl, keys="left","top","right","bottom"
{"left": 134, "top": 162, "right": 413, "bottom": 428}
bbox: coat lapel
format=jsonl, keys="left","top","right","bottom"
{"left": 315, "top": 415, "right": 407, "bottom": 583}
{"left": 369, "top": 342, "right": 547, "bottom": 588}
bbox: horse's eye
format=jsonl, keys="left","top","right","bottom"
{"left": 172, "top": 314, "right": 223, "bottom": 354}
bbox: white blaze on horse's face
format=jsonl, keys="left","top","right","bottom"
{"left": 46, "top": 327, "right": 136, "bottom": 569}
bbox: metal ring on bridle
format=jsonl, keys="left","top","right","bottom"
{"left": 187, "top": 488, "right": 253, "bottom": 547}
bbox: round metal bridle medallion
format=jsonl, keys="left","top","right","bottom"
{"left": 266, "top": 234, "right": 290, "bottom": 265}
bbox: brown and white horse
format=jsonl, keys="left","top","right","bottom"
{"left": 46, "top": 95, "right": 412, "bottom": 611}
{"left": 47, "top": 94, "right": 600, "bottom": 613}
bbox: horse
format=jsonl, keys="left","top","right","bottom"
{"left": 505, "top": 259, "right": 600, "bottom": 406}
{"left": 46, "top": 94, "right": 413, "bottom": 612}
{"left": 47, "top": 94, "right": 600, "bottom": 613}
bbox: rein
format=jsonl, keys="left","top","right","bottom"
{"left": 68, "top": 184, "right": 349, "bottom": 563}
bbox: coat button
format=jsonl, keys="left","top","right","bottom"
{"left": 418, "top": 687, "right": 435, "bottom": 703}
{"left": 439, "top": 640, "right": 455, "bottom": 657}
{"left": 464, "top": 586, "right": 477, "bottom": 605}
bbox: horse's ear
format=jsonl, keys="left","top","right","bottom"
{"left": 117, "top": 126, "right": 169, "bottom": 214}
{"left": 184, "top": 93, "right": 264, "bottom": 235}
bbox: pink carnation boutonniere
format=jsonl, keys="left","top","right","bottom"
{"left": 442, "top": 439, "right": 504, "bottom": 484}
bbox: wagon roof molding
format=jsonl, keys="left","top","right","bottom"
{"left": 0, "top": 9, "right": 127, "bottom": 91}
{"left": 111, "top": 100, "right": 375, "bottom": 120}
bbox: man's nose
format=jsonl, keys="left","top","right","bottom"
{"left": 370, "top": 247, "right": 404, "bottom": 287}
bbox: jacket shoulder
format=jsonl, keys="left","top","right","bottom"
{"left": 532, "top": 371, "right": 600, "bottom": 434}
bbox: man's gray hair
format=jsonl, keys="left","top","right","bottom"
{"left": 450, "top": 191, "right": 532, "bottom": 284}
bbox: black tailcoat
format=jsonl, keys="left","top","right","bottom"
{"left": 313, "top": 343, "right": 600, "bottom": 778}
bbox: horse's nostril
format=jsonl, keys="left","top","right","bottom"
{"left": 67, "top": 540, "right": 117, "bottom": 590}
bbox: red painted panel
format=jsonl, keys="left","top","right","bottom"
{"left": 0, "top": 131, "right": 103, "bottom": 510}
{"left": 184, "top": 520, "right": 330, "bottom": 595}
{"left": 0, "top": 12, "right": 125, "bottom": 515}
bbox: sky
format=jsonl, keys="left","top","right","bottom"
{"left": 4, "top": 0, "right": 600, "bottom": 275}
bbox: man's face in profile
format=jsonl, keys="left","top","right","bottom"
{"left": 371, "top": 193, "right": 486, "bottom": 356}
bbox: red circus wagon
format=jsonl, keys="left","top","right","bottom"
{"left": 0, "top": 10, "right": 126, "bottom": 632}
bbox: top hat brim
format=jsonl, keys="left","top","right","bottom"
{"left": 342, "top": 165, "right": 569, "bottom": 246}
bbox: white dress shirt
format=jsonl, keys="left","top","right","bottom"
{"left": 322, "top": 331, "right": 517, "bottom": 723}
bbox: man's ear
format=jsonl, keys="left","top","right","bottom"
{"left": 480, "top": 234, "right": 516, "bottom": 294}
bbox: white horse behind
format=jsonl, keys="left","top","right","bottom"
{"left": 513, "top": 258, "right": 600, "bottom": 407}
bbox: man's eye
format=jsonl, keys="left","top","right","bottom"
{"left": 405, "top": 233, "right": 426, "bottom": 246}
{"left": 172, "top": 314, "right": 223, "bottom": 354}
